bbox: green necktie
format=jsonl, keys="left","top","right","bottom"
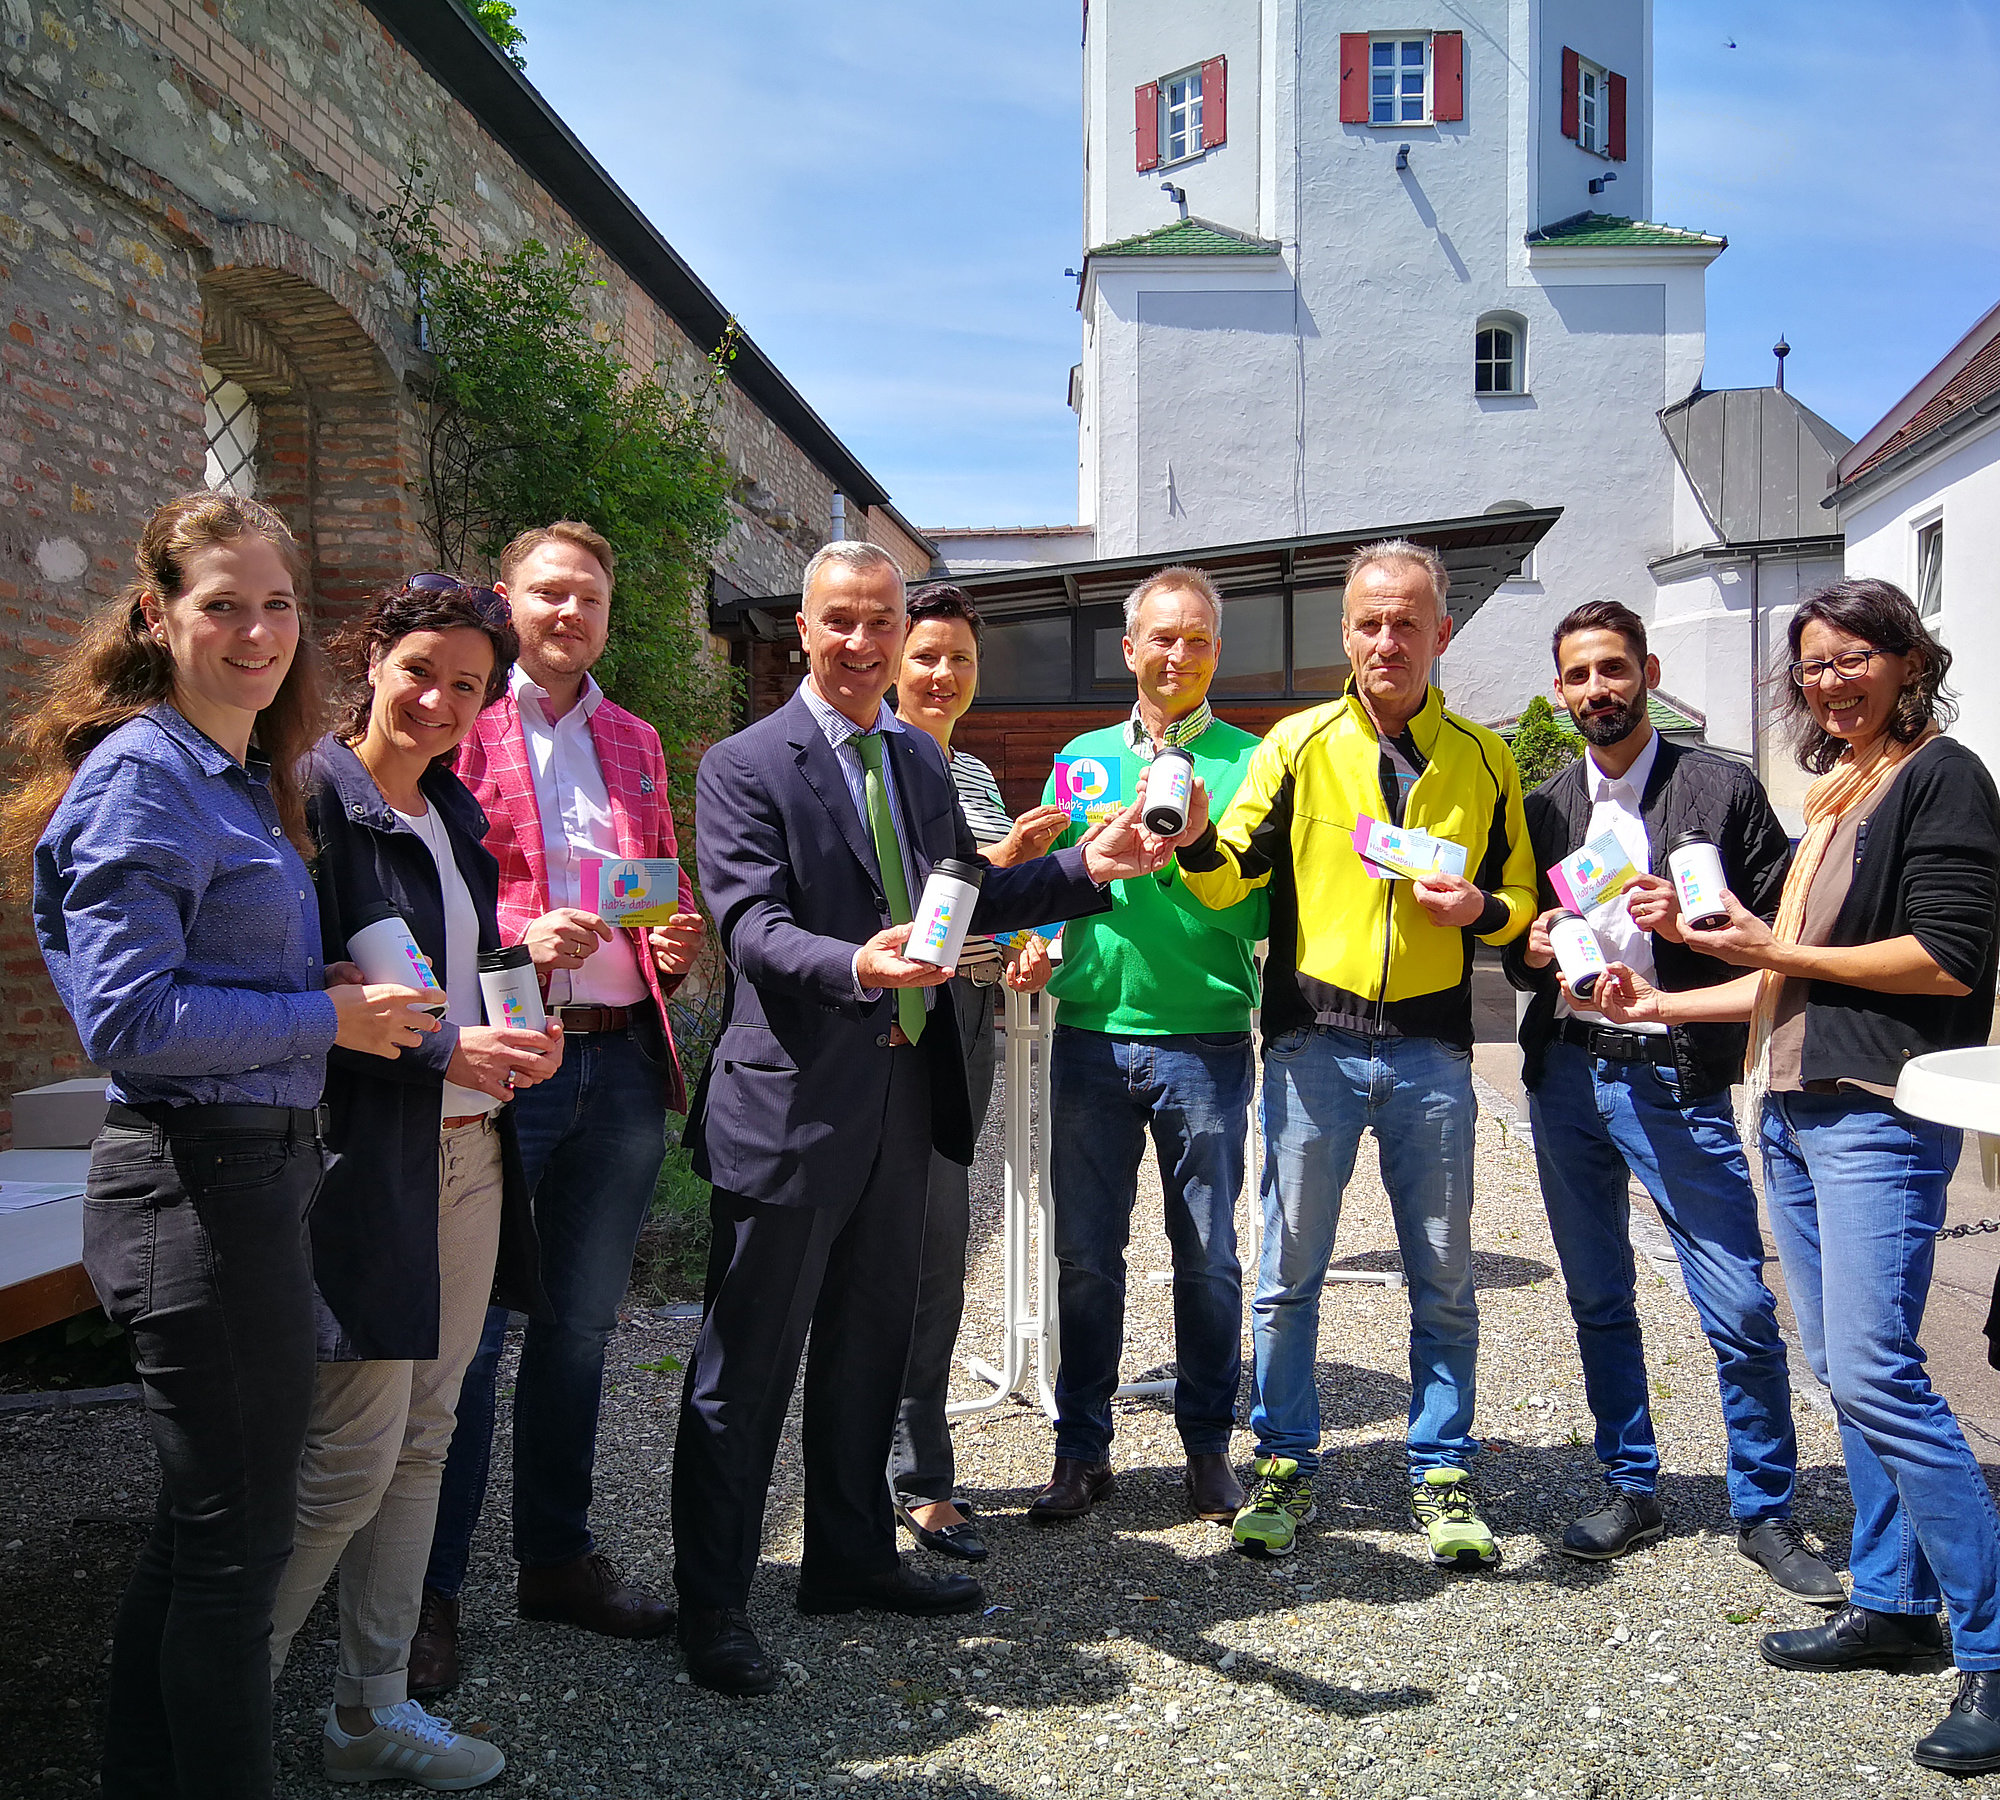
{"left": 854, "top": 732, "right": 925, "bottom": 1044}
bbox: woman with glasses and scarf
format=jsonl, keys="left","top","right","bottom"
{"left": 266, "top": 577, "right": 562, "bottom": 1791}
{"left": 1591, "top": 577, "right": 2000, "bottom": 1776}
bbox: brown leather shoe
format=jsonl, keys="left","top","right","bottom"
{"left": 1026, "top": 1458, "right": 1114, "bottom": 1523}
{"left": 517, "top": 1551, "right": 676, "bottom": 1639}
{"left": 408, "top": 1586, "right": 459, "bottom": 1699}
{"left": 1184, "top": 1453, "right": 1245, "bottom": 1522}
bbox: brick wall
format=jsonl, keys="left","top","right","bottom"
{"left": 0, "top": 0, "right": 886, "bottom": 1134}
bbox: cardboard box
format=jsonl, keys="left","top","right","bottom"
{"left": 12, "top": 1078, "right": 109, "bottom": 1149}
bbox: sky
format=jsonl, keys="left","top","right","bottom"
{"left": 505, "top": 0, "right": 2000, "bottom": 532}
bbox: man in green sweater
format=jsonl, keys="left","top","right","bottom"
{"left": 1027, "top": 566, "right": 1267, "bottom": 1527}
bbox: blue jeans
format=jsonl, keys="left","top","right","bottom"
{"left": 1254, "top": 1025, "right": 1479, "bottom": 1478}
{"left": 1761, "top": 1091, "right": 2000, "bottom": 1665}
{"left": 425, "top": 1029, "right": 669, "bottom": 1591}
{"left": 1530, "top": 1041, "right": 1796, "bottom": 1521}
{"left": 1049, "top": 1025, "right": 1252, "bottom": 1464}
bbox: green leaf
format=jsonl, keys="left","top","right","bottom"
{"left": 637, "top": 1354, "right": 684, "bottom": 1375}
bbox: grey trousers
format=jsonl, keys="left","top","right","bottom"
{"left": 889, "top": 976, "right": 999, "bottom": 1506}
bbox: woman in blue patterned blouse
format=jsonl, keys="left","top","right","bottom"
{"left": 7, "top": 494, "right": 441, "bottom": 1800}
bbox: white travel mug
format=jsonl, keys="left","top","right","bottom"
{"left": 1548, "top": 909, "right": 1608, "bottom": 999}
{"left": 905, "top": 858, "right": 987, "bottom": 971}
{"left": 1143, "top": 746, "right": 1196, "bottom": 836}
{"left": 1666, "top": 830, "right": 1730, "bottom": 932}
{"left": 477, "top": 945, "right": 547, "bottom": 1035}
{"left": 346, "top": 906, "right": 447, "bottom": 1018}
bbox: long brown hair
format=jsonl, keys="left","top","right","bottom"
{"left": 0, "top": 492, "right": 330, "bottom": 884}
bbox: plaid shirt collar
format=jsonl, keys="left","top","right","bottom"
{"left": 1125, "top": 699, "right": 1214, "bottom": 759}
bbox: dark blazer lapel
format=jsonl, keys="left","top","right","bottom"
{"left": 783, "top": 693, "right": 880, "bottom": 882}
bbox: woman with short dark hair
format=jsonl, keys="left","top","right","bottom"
{"left": 886, "top": 584, "right": 1068, "bottom": 1562}
{"left": 1593, "top": 577, "right": 2000, "bottom": 1775}
{"left": 11, "top": 493, "right": 438, "bottom": 1800}
{"left": 267, "top": 577, "right": 562, "bottom": 1790}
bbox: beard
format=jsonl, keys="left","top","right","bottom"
{"left": 1576, "top": 692, "right": 1647, "bottom": 747}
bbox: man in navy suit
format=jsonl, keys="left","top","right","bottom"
{"left": 673, "top": 540, "right": 1180, "bottom": 1693}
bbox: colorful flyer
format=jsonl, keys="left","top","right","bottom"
{"left": 1547, "top": 827, "right": 1642, "bottom": 915}
{"left": 1351, "top": 814, "right": 1467, "bottom": 882}
{"left": 1052, "top": 755, "right": 1124, "bottom": 826}
{"left": 578, "top": 856, "right": 683, "bottom": 927}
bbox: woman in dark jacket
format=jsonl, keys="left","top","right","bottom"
{"left": 1593, "top": 578, "right": 2000, "bottom": 1777}
{"left": 267, "top": 579, "right": 560, "bottom": 1790}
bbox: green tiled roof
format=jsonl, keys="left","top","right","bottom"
{"left": 1499, "top": 694, "right": 1705, "bottom": 742}
{"left": 1088, "top": 217, "right": 1284, "bottom": 258}
{"left": 1526, "top": 212, "right": 1727, "bottom": 250}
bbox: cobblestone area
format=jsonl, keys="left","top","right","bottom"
{"left": 2, "top": 1064, "right": 1994, "bottom": 1798}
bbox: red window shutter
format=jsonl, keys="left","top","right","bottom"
{"left": 1201, "top": 55, "right": 1228, "bottom": 147}
{"left": 1607, "top": 69, "right": 1628, "bottom": 160}
{"left": 1339, "top": 33, "right": 1369, "bottom": 124}
{"left": 1135, "top": 81, "right": 1160, "bottom": 170}
{"left": 1560, "top": 45, "right": 1579, "bottom": 139}
{"left": 1433, "top": 31, "right": 1463, "bottom": 121}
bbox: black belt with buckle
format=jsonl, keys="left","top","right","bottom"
{"left": 1556, "top": 1017, "right": 1674, "bottom": 1064}
{"left": 106, "top": 1100, "right": 326, "bottom": 1141}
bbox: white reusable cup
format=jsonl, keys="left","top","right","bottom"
{"left": 905, "top": 858, "right": 987, "bottom": 971}
{"left": 1666, "top": 830, "right": 1730, "bottom": 932}
{"left": 1548, "top": 909, "right": 1608, "bottom": 1000}
{"left": 347, "top": 906, "right": 447, "bottom": 1018}
{"left": 477, "top": 944, "right": 547, "bottom": 1034}
{"left": 1142, "top": 746, "right": 1196, "bottom": 836}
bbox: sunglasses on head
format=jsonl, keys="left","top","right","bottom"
{"left": 407, "top": 572, "right": 510, "bottom": 626}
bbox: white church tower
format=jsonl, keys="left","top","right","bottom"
{"left": 1075, "top": 0, "right": 1727, "bottom": 727}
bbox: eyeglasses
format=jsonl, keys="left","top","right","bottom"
{"left": 1788, "top": 648, "right": 1884, "bottom": 688}
{"left": 407, "top": 572, "right": 510, "bottom": 627}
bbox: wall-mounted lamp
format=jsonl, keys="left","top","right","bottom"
{"left": 1588, "top": 170, "right": 1618, "bottom": 196}
{"left": 1159, "top": 180, "right": 1188, "bottom": 218}
{"left": 1395, "top": 143, "right": 1410, "bottom": 171}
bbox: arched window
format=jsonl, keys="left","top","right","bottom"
{"left": 1474, "top": 315, "right": 1526, "bottom": 395}
{"left": 203, "top": 363, "right": 258, "bottom": 495}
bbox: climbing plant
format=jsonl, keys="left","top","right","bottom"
{"left": 1509, "top": 694, "right": 1581, "bottom": 789}
{"left": 382, "top": 173, "right": 740, "bottom": 805}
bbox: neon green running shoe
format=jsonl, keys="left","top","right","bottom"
{"left": 1231, "top": 1455, "right": 1317, "bottom": 1558}
{"left": 1410, "top": 1468, "right": 1500, "bottom": 1570}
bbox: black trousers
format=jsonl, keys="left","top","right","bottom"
{"left": 672, "top": 1044, "right": 933, "bottom": 1611}
{"left": 81, "top": 1119, "right": 323, "bottom": 1800}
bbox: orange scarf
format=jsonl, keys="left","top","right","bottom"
{"left": 1744, "top": 727, "right": 1935, "bottom": 1102}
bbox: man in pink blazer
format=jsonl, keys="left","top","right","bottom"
{"left": 412, "top": 521, "right": 703, "bottom": 1694}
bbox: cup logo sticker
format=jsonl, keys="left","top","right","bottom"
{"left": 1053, "top": 756, "right": 1123, "bottom": 824}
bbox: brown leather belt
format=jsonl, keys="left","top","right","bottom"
{"left": 442, "top": 1112, "right": 491, "bottom": 1130}
{"left": 554, "top": 1004, "right": 631, "bottom": 1034}
{"left": 888, "top": 1024, "right": 913, "bottom": 1047}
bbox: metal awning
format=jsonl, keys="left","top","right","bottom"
{"left": 710, "top": 507, "right": 1563, "bottom": 642}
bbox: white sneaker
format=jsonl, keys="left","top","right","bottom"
{"left": 322, "top": 1699, "right": 506, "bottom": 1789}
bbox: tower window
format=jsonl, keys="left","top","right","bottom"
{"left": 1474, "top": 315, "right": 1526, "bottom": 395}
{"left": 1161, "top": 67, "right": 1204, "bottom": 164}
{"left": 1371, "top": 36, "right": 1430, "bottom": 125}
{"left": 203, "top": 364, "right": 258, "bottom": 496}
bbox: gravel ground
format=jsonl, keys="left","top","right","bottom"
{"left": 4, "top": 1059, "right": 1996, "bottom": 1799}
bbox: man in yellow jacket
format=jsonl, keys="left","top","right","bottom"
{"left": 1169, "top": 539, "right": 1535, "bottom": 1567}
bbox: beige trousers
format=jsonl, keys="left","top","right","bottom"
{"left": 270, "top": 1116, "right": 504, "bottom": 1707}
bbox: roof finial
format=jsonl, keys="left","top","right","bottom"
{"left": 1773, "top": 335, "right": 1790, "bottom": 392}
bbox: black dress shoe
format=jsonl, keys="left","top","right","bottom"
{"left": 1915, "top": 1671, "right": 2000, "bottom": 1773}
{"left": 895, "top": 1499, "right": 989, "bottom": 1563}
{"left": 1738, "top": 1518, "right": 1847, "bottom": 1605}
{"left": 678, "top": 1606, "right": 781, "bottom": 1696}
{"left": 1760, "top": 1601, "right": 1946, "bottom": 1671}
{"left": 1026, "top": 1458, "right": 1114, "bottom": 1523}
{"left": 1560, "top": 1491, "right": 1665, "bottom": 1561}
{"left": 1184, "top": 1454, "right": 1245, "bottom": 1523}
{"left": 796, "top": 1561, "right": 984, "bottom": 1617}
